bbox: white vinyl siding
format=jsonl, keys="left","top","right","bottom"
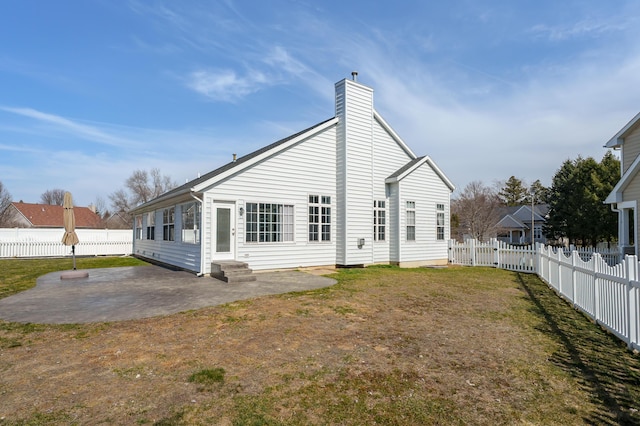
{"left": 134, "top": 203, "right": 201, "bottom": 272}
{"left": 622, "top": 126, "right": 640, "bottom": 174}
{"left": 203, "top": 126, "right": 337, "bottom": 271}
{"left": 371, "top": 117, "right": 414, "bottom": 263}
{"left": 336, "top": 79, "right": 375, "bottom": 265}
{"left": 397, "top": 163, "right": 451, "bottom": 263}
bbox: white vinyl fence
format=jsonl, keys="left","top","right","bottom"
{"left": 449, "top": 239, "right": 639, "bottom": 351}
{"left": 0, "top": 228, "right": 133, "bottom": 258}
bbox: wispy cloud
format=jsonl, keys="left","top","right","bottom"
{"left": 185, "top": 69, "right": 270, "bottom": 102}
{"left": 0, "top": 107, "right": 135, "bottom": 147}
{"left": 530, "top": 18, "right": 627, "bottom": 41}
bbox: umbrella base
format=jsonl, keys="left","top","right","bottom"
{"left": 60, "top": 270, "right": 89, "bottom": 280}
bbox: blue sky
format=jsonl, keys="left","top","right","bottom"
{"left": 1, "top": 0, "right": 639, "bottom": 207}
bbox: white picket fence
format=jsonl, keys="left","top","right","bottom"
{"left": 448, "top": 239, "right": 639, "bottom": 351}
{"left": 0, "top": 228, "right": 133, "bottom": 258}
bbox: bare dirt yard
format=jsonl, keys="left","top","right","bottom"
{"left": 1, "top": 263, "right": 640, "bottom": 425}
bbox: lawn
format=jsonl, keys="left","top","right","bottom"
{"left": 1, "top": 259, "right": 640, "bottom": 425}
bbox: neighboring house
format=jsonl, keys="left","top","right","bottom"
{"left": 130, "top": 75, "right": 455, "bottom": 275}
{"left": 604, "top": 112, "right": 640, "bottom": 256}
{"left": 103, "top": 211, "right": 132, "bottom": 229}
{"left": 5, "top": 202, "right": 103, "bottom": 228}
{"left": 496, "top": 205, "right": 548, "bottom": 245}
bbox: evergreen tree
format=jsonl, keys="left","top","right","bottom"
{"left": 527, "top": 180, "right": 551, "bottom": 204}
{"left": 544, "top": 153, "right": 619, "bottom": 245}
{"left": 498, "top": 176, "right": 528, "bottom": 206}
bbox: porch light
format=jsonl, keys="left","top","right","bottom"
{"left": 239, "top": 206, "right": 244, "bottom": 217}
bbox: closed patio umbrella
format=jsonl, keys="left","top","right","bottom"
{"left": 61, "top": 192, "right": 80, "bottom": 270}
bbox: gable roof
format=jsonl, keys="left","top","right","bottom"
{"left": 373, "top": 111, "right": 416, "bottom": 158}
{"left": 605, "top": 111, "right": 640, "bottom": 148}
{"left": 385, "top": 156, "right": 455, "bottom": 191}
{"left": 497, "top": 214, "right": 527, "bottom": 229}
{"left": 605, "top": 153, "right": 640, "bottom": 203}
{"left": 131, "top": 117, "right": 339, "bottom": 212}
{"left": 604, "top": 112, "right": 640, "bottom": 203}
{"left": 10, "top": 202, "right": 102, "bottom": 228}
{"left": 496, "top": 205, "right": 547, "bottom": 230}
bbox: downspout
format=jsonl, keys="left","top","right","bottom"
{"left": 191, "top": 192, "right": 205, "bottom": 277}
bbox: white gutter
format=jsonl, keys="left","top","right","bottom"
{"left": 190, "top": 192, "right": 205, "bottom": 277}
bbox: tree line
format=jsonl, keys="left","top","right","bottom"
{"left": 452, "top": 151, "right": 620, "bottom": 246}
{"left": 0, "top": 168, "right": 177, "bottom": 228}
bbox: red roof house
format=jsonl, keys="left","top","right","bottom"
{"left": 6, "top": 202, "right": 103, "bottom": 228}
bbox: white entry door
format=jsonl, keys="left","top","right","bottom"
{"left": 212, "top": 202, "right": 235, "bottom": 260}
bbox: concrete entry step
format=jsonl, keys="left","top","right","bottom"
{"left": 211, "top": 261, "right": 257, "bottom": 283}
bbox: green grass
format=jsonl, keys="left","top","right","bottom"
{"left": 0, "top": 256, "right": 148, "bottom": 299}
{"left": 2, "top": 262, "right": 640, "bottom": 424}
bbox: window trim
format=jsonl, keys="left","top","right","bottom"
{"left": 374, "top": 200, "right": 386, "bottom": 242}
{"left": 309, "top": 195, "right": 331, "bottom": 242}
{"left": 245, "top": 202, "right": 294, "bottom": 244}
{"left": 406, "top": 201, "right": 416, "bottom": 242}
{"left": 436, "top": 203, "right": 445, "bottom": 241}
{"left": 181, "top": 202, "right": 201, "bottom": 244}
{"left": 135, "top": 215, "right": 143, "bottom": 240}
{"left": 163, "top": 207, "right": 175, "bottom": 241}
{"left": 146, "top": 212, "right": 155, "bottom": 240}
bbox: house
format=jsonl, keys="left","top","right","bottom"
{"left": 103, "top": 211, "right": 132, "bottom": 229}
{"left": 496, "top": 205, "right": 548, "bottom": 245}
{"left": 130, "top": 75, "right": 455, "bottom": 275}
{"left": 604, "top": 112, "right": 640, "bottom": 256}
{"left": 5, "top": 202, "right": 103, "bottom": 228}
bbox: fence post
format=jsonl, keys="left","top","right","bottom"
{"left": 493, "top": 239, "right": 500, "bottom": 268}
{"left": 572, "top": 250, "right": 579, "bottom": 306}
{"left": 470, "top": 239, "right": 476, "bottom": 267}
{"left": 626, "top": 255, "right": 638, "bottom": 349}
{"left": 594, "top": 252, "right": 601, "bottom": 324}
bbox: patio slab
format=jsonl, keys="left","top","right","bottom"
{"left": 0, "top": 265, "right": 336, "bottom": 324}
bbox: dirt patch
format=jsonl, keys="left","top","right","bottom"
{"left": 0, "top": 266, "right": 637, "bottom": 424}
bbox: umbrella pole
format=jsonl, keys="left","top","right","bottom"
{"left": 72, "top": 245, "right": 76, "bottom": 270}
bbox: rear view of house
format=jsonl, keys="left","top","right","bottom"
{"left": 130, "top": 75, "right": 455, "bottom": 275}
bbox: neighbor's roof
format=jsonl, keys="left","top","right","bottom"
{"left": 497, "top": 214, "right": 528, "bottom": 230}
{"left": 11, "top": 202, "right": 102, "bottom": 228}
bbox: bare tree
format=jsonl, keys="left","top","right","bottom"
{"left": 0, "top": 180, "right": 14, "bottom": 226}
{"left": 451, "top": 181, "right": 503, "bottom": 242}
{"left": 109, "top": 168, "right": 177, "bottom": 224}
{"left": 40, "top": 188, "right": 67, "bottom": 205}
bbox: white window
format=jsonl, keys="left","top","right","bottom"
{"left": 163, "top": 207, "right": 175, "bottom": 241}
{"left": 406, "top": 201, "right": 416, "bottom": 241}
{"left": 181, "top": 202, "right": 201, "bottom": 244}
{"left": 436, "top": 203, "right": 445, "bottom": 241}
{"left": 146, "top": 212, "right": 155, "bottom": 240}
{"left": 309, "top": 195, "right": 331, "bottom": 242}
{"left": 135, "top": 215, "right": 143, "bottom": 240}
{"left": 245, "top": 202, "right": 294, "bottom": 243}
{"left": 374, "top": 200, "right": 386, "bottom": 241}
